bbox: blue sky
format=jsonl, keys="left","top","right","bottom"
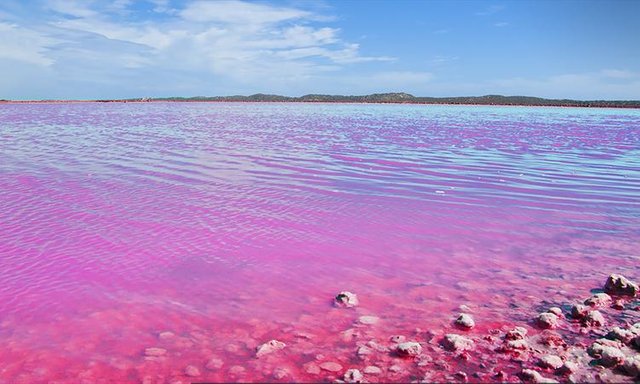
{"left": 0, "top": 0, "right": 638, "bottom": 100}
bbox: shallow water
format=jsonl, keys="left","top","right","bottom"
{"left": 0, "top": 102, "right": 639, "bottom": 382}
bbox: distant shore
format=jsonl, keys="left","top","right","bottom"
{"left": 2, "top": 93, "right": 639, "bottom": 109}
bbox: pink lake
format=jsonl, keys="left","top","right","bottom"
{"left": 0, "top": 102, "right": 639, "bottom": 383}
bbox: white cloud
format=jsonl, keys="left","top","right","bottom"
{"left": 0, "top": 22, "right": 57, "bottom": 66}
{"left": 179, "top": 0, "right": 309, "bottom": 24}
{"left": 320, "top": 71, "right": 434, "bottom": 95}
{"left": 321, "top": 43, "right": 394, "bottom": 64}
{"left": 5, "top": 1, "right": 634, "bottom": 100}
{"left": 601, "top": 69, "right": 638, "bottom": 79}
{"left": 54, "top": 18, "right": 185, "bottom": 50}
{"left": 476, "top": 5, "right": 505, "bottom": 16}
{"left": 281, "top": 26, "right": 339, "bottom": 47}
{"left": 45, "top": 0, "right": 98, "bottom": 18}
{"left": 149, "top": 0, "right": 174, "bottom": 14}
{"left": 487, "top": 70, "right": 640, "bottom": 99}
{"left": 374, "top": 71, "right": 433, "bottom": 84}
{"left": 110, "top": 0, "right": 134, "bottom": 11}
{"left": 390, "top": 70, "right": 640, "bottom": 100}
{"left": 430, "top": 55, "right": 459, "bottom": 66}
{"left": 0, "top": 0, "right": 399, "bottom": 98}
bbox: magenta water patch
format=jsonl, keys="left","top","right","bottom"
{"left": 0, "top": 102, "right": 639, "bottom": 383}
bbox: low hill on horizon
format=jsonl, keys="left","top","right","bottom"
{"left": 3, "top": 93, "right": 639, "bottom": 108}
{"left": 139, "top": 93, "right": 640, "bottom": 108}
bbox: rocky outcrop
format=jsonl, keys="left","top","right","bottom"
{"left": 584, "top": 293, "right": 612, "bottom": 307}
{"left": 343, "top": 369, "right": 364, "bottom": 383}
{"left": 537, "top": 312, "right": 559, "bottom": 329}
{"left": 520, "top": 369, "right": 559, "bottom": 383}
{"left": 604, "top": 274, "right": 638, "bottom": 296}
{"left": 538, "top": 355, "right": 563, "bottom": 369}
{"left": 442, "top": 334, "right": 474, "bottom": 352}
{"left": 256, "top": 340, "right": 286, "bottom": 357}
{"left": 335, "top": 291, "right": 359, "bottom": 308}
{"left": 582, "top": 310, "right": 605, "bottom": 327}
{"left": 454, "top": 313, "right": 475, "bottom": 329}
{"left": 396, "top": 341, "right": 422, "bottom": 357}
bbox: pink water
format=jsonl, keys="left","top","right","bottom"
{"left": 0, "top": 102, "right": 638, "bottom": 383}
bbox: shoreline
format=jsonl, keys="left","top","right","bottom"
{"left": 2, "top": 272, "right": 638, "bottom": 383}
{"left": 2, "top": 99, "right": 640, "bottom": 109}
{"left": 257, "top": 274, "right": 640, "bottom": 383}
{"left": 2, "top": 92, "right": 639, "bottom": 109}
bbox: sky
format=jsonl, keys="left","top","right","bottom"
{"left": 0, "top": 0, "right": 639, "bottom": 100}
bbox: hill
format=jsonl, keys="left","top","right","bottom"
{"left": 141, "top": 93, "right": 640, "bottom": 108}
{"left": 3, "top": 94, "right": 638, "bottom": 108}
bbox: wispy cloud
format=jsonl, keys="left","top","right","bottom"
{"left": 315, "top": 71, "right": 434, "bottom": 95}
{"left": 601, "top": 69, "right": 638, "bottom": 79}
{"left": 0, "top": 22, "right": 57, "bottom": 66}
{"left": 430, "top": 55, "right": 459, "bottom": 66}
{"left": 45, "top": 0, "right": 98, "bottom": 18}
{"left": 476, "top": 5, "right": 505, "bottom": 16}
{"left": 0, "top": 0, "right": 394, "bottom": 98}
{"left": 1, "top": 1, "right": 635, "bottom": 100}
{"left": 400, "top": 69, "right": 640, "bottom": 100}
{"left": 179, "top": 0, "right": 310, "bottom": 24}
{"left": 489, "top": 70, "right": 640, "bottom": 99}
{"left": 374, "top": 71, "right": 433, "bottom": 84}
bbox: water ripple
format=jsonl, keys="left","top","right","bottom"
{"left": 0, "top": 102, "right": 638, "bottom": 332}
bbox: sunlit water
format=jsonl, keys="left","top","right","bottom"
{"left": 0, "top": 103, "right": 639, "bottom": 382}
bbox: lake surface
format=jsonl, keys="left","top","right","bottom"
{"left": 0, "top": 102, "right": 639, "bottom": 382}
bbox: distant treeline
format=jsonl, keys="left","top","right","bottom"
{"left": 122, "top": 93, "right": 640, "bottom": 108}
{"left": 4, "top": 93, "right": 640, "bottom": 108}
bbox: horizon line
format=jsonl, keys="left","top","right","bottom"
{"left": 2, "top": 93, "right": 639, "bottom": 108}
